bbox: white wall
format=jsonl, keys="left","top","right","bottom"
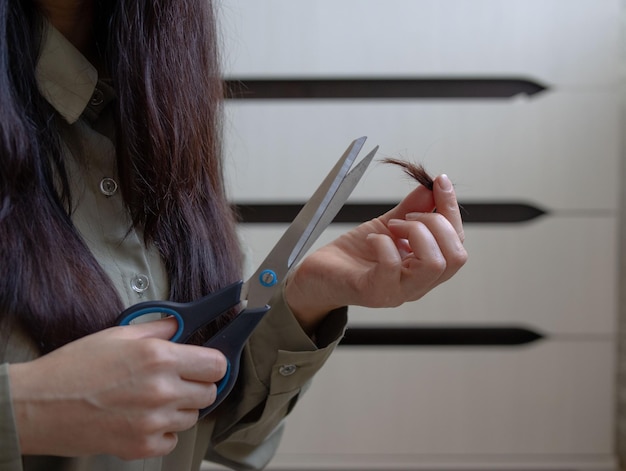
{"left": 207, "top": 1, "right": 622, "bottom": 469}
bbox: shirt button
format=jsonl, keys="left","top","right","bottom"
{"left": 90, "top": 88, "right": 104, "bottom": 107}
{"left": 99, "top": 177, "right": 118, "bottom": 197}
{"left": 131, "top": 274, "right": 150, "bottom": 294}
{"left": 278, "top": 364, "right": 297, "bottom": 377}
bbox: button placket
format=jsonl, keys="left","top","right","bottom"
{"left": 71, "top": 107, "right": 167, "bottom": 305}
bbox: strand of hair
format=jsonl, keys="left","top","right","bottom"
{"left": 381, "top": 157, "right": 434, "bottom": 191}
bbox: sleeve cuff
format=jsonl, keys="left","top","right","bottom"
{"left": 0, "top": 363, "right": 24, "bottom": 470}
{"left": 210, "top": 285, "right": 348, "bottom": 451}
{"left": 247, "top": 286, "right": 347, "bottom": 389}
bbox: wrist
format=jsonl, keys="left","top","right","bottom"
{"left": 8, "top": 359, "right": 75, "bottom": 456}
{"left": 8, "top": 362, "right": 39, "bottom": 455}
{"left": 284, "top": 263, "right": 342, "bottom": 336}
{"left": 1, "top": 363, "right": 22, "bottom": 460}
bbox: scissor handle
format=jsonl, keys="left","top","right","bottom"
{"left": 115, "top": 281, "right": 244, "bottom": 343}
{"left": 198, "top": 305, "right": 270, "bottom": 418}
{"left": 116, "top": 281, "right": 270, "bottom": 417}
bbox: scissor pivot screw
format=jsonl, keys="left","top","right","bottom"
{"left": 259, "top": 269, "right": 278, "bottom": 287}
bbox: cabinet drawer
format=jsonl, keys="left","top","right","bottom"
{"left": 238, "top": 214, "right": 617, "bottom": 335}
{"left": 220, "top": 0, "right": 619, "bottom": 87}
{"left": 271, "top": 339, "right": 615, "bottom": 466}
{"left": 225, "top": 90, "right": 619, "bottom": 211}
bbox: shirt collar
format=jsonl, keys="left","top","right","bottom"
{"left": 35, "top": 22, "right": 98, "bottom": 124}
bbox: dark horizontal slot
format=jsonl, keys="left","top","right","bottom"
{"left": 459, "top": 202, "right": 547, "bottom": 223}
{"left": 339, "top": 326, "right": 544, "bottom": 346}
{"left": 235, "top": 202, "right": 547, "bottom": 224}
{"left": 225, "top": 78, "right": 548, "bottom": 100}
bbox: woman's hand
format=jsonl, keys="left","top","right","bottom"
{"left": 9, "top": 318, "right": 227, "bottom": 460}
{"left": 286, "top": 174, "right": 467, "bottom": 334}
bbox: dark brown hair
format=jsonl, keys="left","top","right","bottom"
{"left": 382, "top": 157, "right": 434, "bottom": 190}
{"left": 0, "top": 0, "right": 241, "bottom": 352}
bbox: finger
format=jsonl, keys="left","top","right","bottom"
{"left": 362, "top": 233, "right": 403, "bottom": 306}
{"left": 137, "top": 409, "right": 201, "bottom": 436}
{"left": 366, "top": 233, "right": 403, "bottom": 276}
{"left": 166, "top": 409, "right": 202, "bottom": 433}
{"left": 378, "top": 186, "right": 435, "bottom": 224}
{"left": 149, "top": 431, "right": 178, "bottom": 458}
{"left": 166, "top": 343, "right": 228, "bottom": 383}
{"left": 118, "top": 316, "right": 180, "bottom": 341}
{"left": 386, "top": 220, "right": 448, "bottom": 293}
{"left": 388, "top": 219, "right": 445, "bottom": 262}
{"left": 156, "top": 432, "right": 179, "bottom": 457}
{"left": 162, "top": 370, "right": 220, "bottom": 410}
{"left": 402, "top": 213, "right": 468, "bottom": 282}
{"left": 174, "top": 381, "right": 218, "bottom": 410}
{"left": 128, "top": 431, "right": 179, "bottom": 460}
{"left": 387, "top": 218, "right": 446, "bottom": 275}
{"left": 432, "top": 174, "right": 465, "bottom": 243}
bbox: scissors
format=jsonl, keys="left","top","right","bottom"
{"left": 116, "top": 136, "right": 377, "bottom": 418}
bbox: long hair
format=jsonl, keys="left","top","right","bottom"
{"left": 0, "top": 0, "right": 242, "bottom": 353}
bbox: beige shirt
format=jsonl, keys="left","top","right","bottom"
{"left": 0, "top": 24, "right": 346, "bottom": 471}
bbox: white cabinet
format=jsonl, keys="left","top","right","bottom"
{"left": 215, "top": 1, "right": 621, "bottom": 469}
{"left": 219, "top": 0, "right": 619, "bottom": 87}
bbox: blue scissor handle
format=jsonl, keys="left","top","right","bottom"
{"left": 118, "top": 306, "right": 187, "bottom": 341}
{"left": 115, "top": 281, "right": 270, "bottom": 417}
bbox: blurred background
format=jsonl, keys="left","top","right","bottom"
{"left": 210, "top": 0, "right": 623, "bottom": 469}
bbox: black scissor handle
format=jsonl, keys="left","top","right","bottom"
{"left": 116, "top": 281, "right": 244, "bottom": 343}
{"left": 116, "top": 281, "right": 270, "bottom": 417}
{"left": 198, "top": 305, "right": 270, "bottom": 418}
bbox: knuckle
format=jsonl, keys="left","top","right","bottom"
{"left": 450, "top": 246, "right": 469, "bottom": 268}
{"left": 146, "top": 377, "right": 179, "bottom": 405}
{"left": 140, "top": 340, "right": 176, "bottom": 370}
{"left": 386, "top": 298, "right": 404, "bottom": 309}
{"left": 118, "top": 434, "right": 163, "bottom": 460}
{"left": 457, "top": 228, "right": 466, "bottom": 244}
{"left": 424, "top": 255, "right": 447, "bottom": 276}
{"left": 190, "top": 383, "right": 216, "bottom": 410}
{"left": 130, "top": 413, "right": 164, "bottom": 436}
{"left": 444, "top": 200, "right": 460, "bottom": 214}
{"left": 418, "top": 212, "right": 445, "bottom": 227}
{"left": 211, "top": 353, "right": 228, "bottom": 379}
{"left": 431, "top": 212, "right": 447, "bottom": 223}
{"left": 204, "top": 383, "right": 218, "bottom": 406}
{"left": 136, "top": 441, "right": 161, "bottom": 458}
{"left": 180, "top": 410, "right": 201, "bottom": 430}
{"left": 134, "top": 338, "right": 159, "bottom": 359}
{"left": 133, "top": 434, "right": 175, "bottom": 459}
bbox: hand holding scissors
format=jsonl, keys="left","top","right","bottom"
{"left": 116, "top": 137, "right": 377, "bottom": 418}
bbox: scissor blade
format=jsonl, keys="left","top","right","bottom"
{"left": 286, "top": 137, "right": 367, "bottom": 268}
{"left": 291, "top": 145, "right": 378, "bottom": 263}
{"left": 243, "top": 137, "right": 370, "bottom": 308}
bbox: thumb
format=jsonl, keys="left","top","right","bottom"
{"left": 118, "top": 316, "right": 180, "bottom": 340}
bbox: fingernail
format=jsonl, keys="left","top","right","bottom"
{"left": 405, "top": 212, "right": 421, "bottom": 220}
{"left": 438, "top": 174, "right": 452, "bottom": 191}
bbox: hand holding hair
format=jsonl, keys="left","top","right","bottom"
{"left": 285, "top": 163, "right": 467, "bottom": 334}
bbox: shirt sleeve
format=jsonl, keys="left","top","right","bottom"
{"left": 0, "top": 364, "right": 24, "bottom": 471}
{"left": 204, "top": 286, "right": 347, "bottom": 470}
